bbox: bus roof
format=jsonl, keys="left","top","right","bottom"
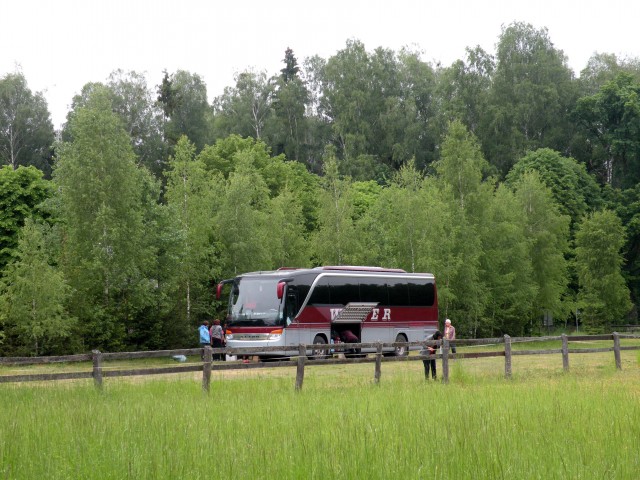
{"left": 319, "top": 265, "right": 407, "bottom": 273}
{"left": 232, "top": 266, "right": 434, "bottom": 280}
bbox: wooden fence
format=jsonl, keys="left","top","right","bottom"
{"left": 1, "top": 333, "right": 638, "bottom": 391}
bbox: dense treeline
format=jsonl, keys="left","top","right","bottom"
{"left": 1, "top": 22, "right": 639, "bottom": 355}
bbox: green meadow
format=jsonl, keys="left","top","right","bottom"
{"left": 1, "top": 349, "right": 639, "bottom": 479}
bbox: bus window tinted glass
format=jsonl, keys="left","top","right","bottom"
{"left": 408, "top": 280, "right": 435, "bottom": 306}
{"left": 330, "top": 280, "right": 359, "bottom": 305}
{"left": 296, "top": 285, "right": 310, "bottom": 310}
{"left": 360, "top": 279, "right": 388, "bottom": 304}
{"left": 308, "top": 277, "right": 330, "bottom": 305}
{"left": 290, "top": 273, "right": 315, "bottom": 309}
{"left": 387, "top": 279, "right": 409, "bottom": 306}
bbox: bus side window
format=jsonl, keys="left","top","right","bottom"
{"left": 360, "top": 279, "right": 388, "bottom": 304}
{"left": 408, "top": 280, "right": 435, "bottom": 306}
{"left": 309, "top": 278, "right": 331, "bottom": 305}
{"left": 387, "top": 279, "right": 410, "bottom": 306}
{"left": 330, "top": 281, "right": 359, "bottom": 306}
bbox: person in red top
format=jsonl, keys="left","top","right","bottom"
{"left": 340, "top": 330, "right": 359, "bottom": 343}
{"left": 444, "top": 318, "right": 456, "bottom": 354}
{"left": 333, "top": 329, "right": 360, "bottom": 356}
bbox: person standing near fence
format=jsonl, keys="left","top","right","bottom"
{"left": 422, "top": 331, "right": 442, "bottom": 380}
{"left": 209, "top": 319, "right": 224, "bottom": 361}
{"left": 199, "top": 321, "right": 211, "bottom": 359}
{"left": 444, "top": 318, "right": 456, "bottom": 354}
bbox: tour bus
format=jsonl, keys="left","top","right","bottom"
{"left": 216, "top": 266, "right": 439, "bottom": 358}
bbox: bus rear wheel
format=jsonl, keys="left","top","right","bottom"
{"left": 310, "top": 335, "right": 328, "bottom": 360}
{"left": 394, "top": 333, "right": 408, "bottom": 357}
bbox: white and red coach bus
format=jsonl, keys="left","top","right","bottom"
{"left": 216, "top": 266, "right": 438, "bottom": 358}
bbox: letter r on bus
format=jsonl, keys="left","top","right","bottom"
{"left": 382, "top": 308, "right": 391, "bottom": 320}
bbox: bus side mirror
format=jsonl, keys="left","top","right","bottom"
{"left": 216, "top": 283, "right": 223, "bottom": 300}
{"left": 277, "top": 281, "right": 286, "bottom": 300}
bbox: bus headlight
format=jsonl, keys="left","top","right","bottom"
{"left": 268, "top": 329, "right": 283, "bottom": 340}
{"left": 225, "top": 330, "right": 233, "bottom": 340}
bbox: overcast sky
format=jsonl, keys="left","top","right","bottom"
{"left": 3, "top": 0, "right": 639, "bottom": 129}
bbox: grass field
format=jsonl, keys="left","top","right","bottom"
{"left": 1, "top": 346, "right": 639, "bottom": 479}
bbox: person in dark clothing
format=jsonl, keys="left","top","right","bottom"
{"left": 209, "top": 319, "right": 225, "bottom": 361}
{"left": 422, "top": 330, "right": 442, "bottom": 380}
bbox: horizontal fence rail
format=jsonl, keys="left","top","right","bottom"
{"left": 0, "top": 333, "right": 638, "bottom": 391}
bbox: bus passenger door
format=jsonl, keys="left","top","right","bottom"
{"left": 283, "top": 287, "right": 302, "bottom": 346}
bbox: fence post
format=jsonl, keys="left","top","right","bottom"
{"left": 202, "top": 346, "right": 212, "bottom": 393}
{"left": 92, "top": 349, "right": 103, "bottom": 391}
{"left": 561, "top": 334, "right": 569, "bottom": 372}
{"left": 504, "top": 335, "right": 512, "bottom": 379}
{"left": 374, "top": 342, "right": 382, "bottom": 384}
{"left": 442, "top": 339, "right": 449, "bottom": 384}
{"left": 613, "top": 332, "right": 622, "bottom": 370}
{"left": 295, "top": 344, "right": 306, "bottom": 391}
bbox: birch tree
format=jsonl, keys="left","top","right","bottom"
{"left": 54, "top": 87, "right": 152, "bottom": 349}
{"left": 0, "top": 72, "right": 54, "bottom": 174}
{"left": 0, "top": 220, "right": 75, "bottom": 355}
{"left": 313, "top": 148, "right": 359, "bottom": 265}
{"left": 575, "top": 210, "right": 632, "bottom": 331}
{"left": 164, "top": 136, "right": 220, "bottom": 326}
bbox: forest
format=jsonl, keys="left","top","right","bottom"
{"left": 1, "top": 22, "right": 639, "bottom": 356}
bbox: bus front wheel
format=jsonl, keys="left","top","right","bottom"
{"left": 394, "top": 334, "right": 408, "bottom": 357}
{"left": 310, "top": 335, "right": 328, "bottom": 360}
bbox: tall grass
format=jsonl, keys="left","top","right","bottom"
{"left": 1, "top": 362, "right": 639, "bottom": 479}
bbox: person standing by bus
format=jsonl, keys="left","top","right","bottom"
{"left": 444, "top": 318, "right": 456, "bottom": 354}
{"left": 422, "top": 331, "right": 442, "bottom": 380}
{"left": 199, "top": 321, "right": 211, "bottom": 359}
{"left": 209, "top": 319, "right": 225, "bottom": 361}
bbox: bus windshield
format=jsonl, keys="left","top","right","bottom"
{"left": 228, "top": 278, "right": 284, "bottom": 327}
